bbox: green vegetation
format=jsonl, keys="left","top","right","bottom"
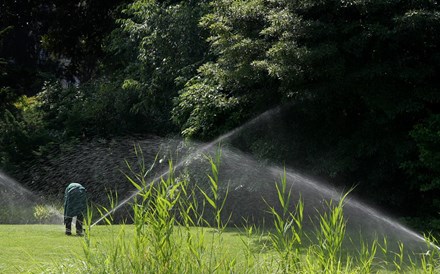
{"left": 0, "top": 224, "right": 87, "bottom": 273}
{"left": 2, "top": 159, "right": 440, "bottom": 273}
{"left": 33, "top": 204, "right": 63, "bottom": 224}
{"left": 65, "top": 157, "right": 440, "bottom": 273}
{"left": 73, "top": 155, "right": 440, "bottom": 273}
{"left": 1, "top": 0, "right": 439, "bottom": 232}
{"left": 2, "top": 224, "right": 439, "bottom": 273}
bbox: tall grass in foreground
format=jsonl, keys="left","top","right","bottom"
{"left": 61, "top": 152, "right": 440, "bottom": 273}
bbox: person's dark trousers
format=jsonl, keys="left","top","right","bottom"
{"left": 65, "top": 213, "right": 84, "bottom": 235}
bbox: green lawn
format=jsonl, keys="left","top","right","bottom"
{"left": 0, "top": 225, "right": 439, "bottom": 274}
{"left": 0, "top": 225, "right": 262, "bottom": 273}
{"left": 1, "top": 224, "right": 437, "bottom": 273}
{"left": 0, "top": 224, "right": 85, "bottom": 273}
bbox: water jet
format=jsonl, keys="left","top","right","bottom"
{"left": 88, "top": 106, "right": 437, "bottom": 253}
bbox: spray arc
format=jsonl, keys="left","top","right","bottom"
{"left": 90, "top": 106, "right": 438, "bottom": 253}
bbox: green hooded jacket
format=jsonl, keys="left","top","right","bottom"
{"left": 64, "top": 183, "right": 87, "bottom": 219}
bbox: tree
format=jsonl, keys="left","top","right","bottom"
{"left": 257, "top": 0, "right": 440, "bottom": 214}
{"left": 0, "top": 0, "right": 46, "bottom": 110}
{"left": 173, "top": 0, "right": 280, "bottom": 139}
{"left": 106, "top": 0, "right": 211, "bottom": 134}
{"left": 0, "top": 0, "right": 129, "bottom": 170}
{"left": 174, "top": 0, "right": 440, "bottom": 220}
{"left": 39, "top": 0, "right": 128, "bottom": 81}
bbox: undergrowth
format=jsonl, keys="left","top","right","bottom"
{"left": 54, "top": 150, "right": 440, "bottom": 273}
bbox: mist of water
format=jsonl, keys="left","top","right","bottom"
{"left": 5, "top": 104, "right": 435, "bottom": 252}
{"left": 280, "top": 167, "right": 436, "bottom": 250}
{"left": 86, "top": 107, "right": 438, "bottom": 253}
{"left": 0, "top": 171, "right": 63, "bottom": 224}
{"left": 91, "top": 107, "right": 282, "bottom": 227}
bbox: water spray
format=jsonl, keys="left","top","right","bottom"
{"left": 89, "top": 104, "right": 439, "bottom": 253}
{"left": 90, "top": 107, "right": 282, "bottom": 227}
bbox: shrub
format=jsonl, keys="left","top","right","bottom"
{"left": 33, "top": 204, "right": 63, "bottom": 224}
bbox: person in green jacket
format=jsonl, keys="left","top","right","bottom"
{"left": 64, "top": 183, "right": 87, "bottom": 236}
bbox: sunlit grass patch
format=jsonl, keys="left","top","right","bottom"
{"left": 1, "top": 223, "right": 439, "bottom": 273}
{"left": 0, "top": 224, "right": 83, "bottom": 273}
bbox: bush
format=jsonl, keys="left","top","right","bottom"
{"left": 33, "top": 204, "right": 63, "bottom": 224}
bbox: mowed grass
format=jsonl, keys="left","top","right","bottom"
{"left": 1, "top": 224, "right": 438, "bottom": 273}
{"left": 0, "top": 224, "right": 261, "bottom": 273}
{"left": 0, "top": 224, "right": 86, "bottom": 273}
{"left": 0, "top": 224, "right": 74, "bottom": 273}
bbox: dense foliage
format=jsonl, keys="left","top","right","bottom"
{"left": 1, "top": 0, "right": 439, "bottom": 230}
